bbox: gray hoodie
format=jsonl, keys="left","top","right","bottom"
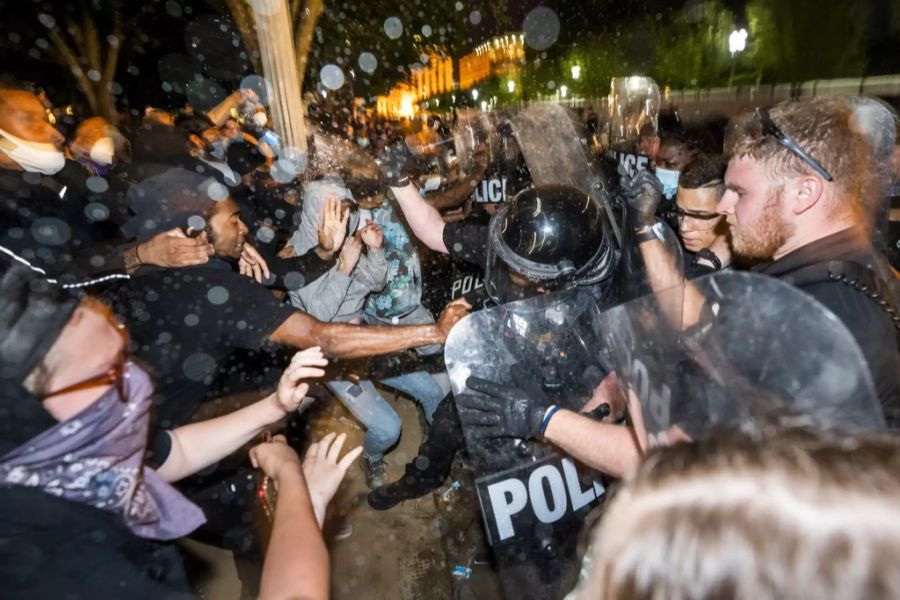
{"left": 288, "top": 176, "right": 386, "bottom": 322}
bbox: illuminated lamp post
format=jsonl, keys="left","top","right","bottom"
{"left": 728, "top": 28, "right": 748, "bottom": 89}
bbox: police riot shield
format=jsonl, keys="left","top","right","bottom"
{"left": 452, "top": 109, "right": 501, "bottom": 177}
{"left": 444, "top": 219, "right": 685, "bottom": 599}
{"left": 598, "top": 271, "right": 885, "bottom": 452}
{"left": 444, "top": 289, "right": 609, "bottom": 600}
{"left": 607, "top": 76, "right": 661, "bottom": 177}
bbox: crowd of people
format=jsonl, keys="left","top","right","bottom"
{"left": 1, "top": 72, "right": 899, "bottom": 599}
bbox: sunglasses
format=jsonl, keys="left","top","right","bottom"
{"left": 753, "top": 107, "right": 833, "bottom": 182}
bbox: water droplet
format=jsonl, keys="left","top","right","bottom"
{"left": 523, "top": 6, "right": 560, "bottom": 50}
{"left": 320, "top": 64, "right": 345, "bottom": 90}
{"left": 358, "top": 52, "right": 378, "bottom": 74}
{"left": 85, "top": 176, "right": 108, "bottom": 193}
{"left": 383, "top": 17, "right": 403, "bottom": 40}
{"left": 207, "top": 286, "right": 229, "bottom": 305}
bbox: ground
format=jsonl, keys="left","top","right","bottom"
{"left": 183, "top": 384, "right": 505, "bottom": 600}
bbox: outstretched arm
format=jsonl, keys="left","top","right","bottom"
{"left": 156, "top": 348, "right": 327, "bottom": 482}
{"left": 269, "top": 298, "right": 471, "bottom": 359}
{"left": 391, "top": 183, "right": 449, "bottom": 254}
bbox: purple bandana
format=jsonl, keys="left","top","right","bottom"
{"left": 0, "top": 363, "right": 206, "bottom": 540}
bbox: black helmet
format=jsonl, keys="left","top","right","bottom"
{"left": 485, "top": 184, "right": 616, "bottom": 303}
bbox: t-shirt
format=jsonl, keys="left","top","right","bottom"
{"left": 364, "top": 199, "right": 424, "bottom": 319}
{"left": 752, "top": 228, "right": 900, "bottom": 428}
{"left": 103, "top": 260, "right": 296, "bottom": 428}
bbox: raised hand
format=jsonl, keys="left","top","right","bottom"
{"left": 274, "top": 347, "right": 328, "bottom": 414}
{"left": 302, "top": 432, "right": 363, "bottom": 527}
{"left": 317, "top": 197, "right": 350, "bottom": 254}
{"left": 338, "top": 234, "right": 363, "bottom": 275}
{"left": 359, "top": 220, "right": 384, "bottom": 250}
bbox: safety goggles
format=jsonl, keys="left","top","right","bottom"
{"left": 670, "top": 207, "right": 723, "bottom": 231}
{"left": 753, "top": 107, "right": 833, "bottom": 182}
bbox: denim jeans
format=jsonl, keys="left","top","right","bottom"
{"left": 328, "top": 372, "right": 449, "bottom": 461}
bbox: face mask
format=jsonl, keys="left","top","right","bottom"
{"left": 0, "top": 127, "right": 65, "bottom": 175}
{"left": 89, "top": 137, "right": 115, "bottom": 166}
{"left": 0, "top": 363, "right": 205, "bottom": 540}
{"left": 655, "top": 167, "right": 681, "bottom": 199}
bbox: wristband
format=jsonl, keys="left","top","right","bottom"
{"left": 134, "top": 243, "right": 144, "bottom": 265}
{"left": 540, "top": 404, "right": 561, "bottom": 436}
{"left": 634, "top": 223, "right": 659, "bottom": 244}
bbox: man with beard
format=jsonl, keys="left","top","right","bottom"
{"left": 718, "top": 98, "right": 899, "bottom": 425}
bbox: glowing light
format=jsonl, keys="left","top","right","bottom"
{"left": 471, "top": 88, "right": 479, "bottom": 100}
{"left": 729, "top": 28, "right": 748, "bottom": 56}
{"left": 571, "top": 65, "right": 581, "bottom": 80}
{"left": 507, "top": 80, "right": 515, "bottom": 93}
{"left": 560, "top": 85, "right": 568, "bottom": 97}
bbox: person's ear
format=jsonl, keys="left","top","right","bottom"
{"left": 789, "top": 175, "right": 826, "bottom": 215}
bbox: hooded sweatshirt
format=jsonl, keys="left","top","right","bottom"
{"left": 288, "top": 176, "right": 385, "bottom": 322}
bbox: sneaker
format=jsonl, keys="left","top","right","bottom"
{"left": 360, "top": 456, "right": 388, "bottom": 490}
{"left": 367, "top": 474, "right": 443, "bottom": 511}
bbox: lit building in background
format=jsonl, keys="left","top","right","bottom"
{"left": 376, "top": 35, "right": 524, "bottom": 119}
{"left": 458, "top": 33, "right": 525, "bottom": 90}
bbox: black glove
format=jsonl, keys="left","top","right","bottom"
{"left": 621, "top": 168, "right": 663, "bottom": 229}
{"left": 376, "top": 140, "right": 415, "bottom": 187}
{"left": 459, "top": 365, "right": 553, "bottom": 440}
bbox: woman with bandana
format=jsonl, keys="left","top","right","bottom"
{"left": 0, "top": 265, "right": 360, "bottom": 598}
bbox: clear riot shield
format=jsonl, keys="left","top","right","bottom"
{"left": 508, "top": 103, "right": 624, "bottom": 260}
{"left": 607, "top": 76, "right": 660, "bottom": 177}
{"left": 598, "top": 271, "right": 885, "bottom": 452}
{"left": 452, "top": 109, "right": 501, "bottom": 177}
{"left": 442, "top": 220, "right": 683, "bottom": 600}
{"left": 444, "top": 289, "right": 609, "bottom": 600}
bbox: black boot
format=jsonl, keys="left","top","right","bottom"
{"left": 368, "top": 394, "right": 465, "bottom": 510}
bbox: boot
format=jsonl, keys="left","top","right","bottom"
{"left": 360, "top": 455, "right": 388, "bottom": 490}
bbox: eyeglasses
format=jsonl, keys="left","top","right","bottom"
{"left": 753, "top": 107, "right": 833, "bottom": 182}
{"left": 43, "top": 354, "right": 128, "bottom": 402}
{"left": 670, "top": 207, "right": 723, "bottom": 231}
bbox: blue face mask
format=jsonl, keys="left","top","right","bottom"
{"left": 655, "top": 167, "right": 681, "bottom": 199}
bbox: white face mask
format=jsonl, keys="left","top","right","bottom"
{"left": 0, "top": 127, "right": 65, "bottom": 175}
{"left": 89, "top": 137, "right": 115, "bottom": 166}
{"left": 655, "top": 167, "right": 681, "bottom": 199}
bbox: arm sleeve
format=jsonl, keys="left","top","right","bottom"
{"left": 353, "top": 249, "right": 388, "bottom": 292}
{"left": 288, "top": 270, "right": 353, "bottom": 322}
{"left": 222, "top": 274, "right": 298, "bottom": 349}
{"left": 442, "top": 222, "right": 490, "bottom": 268}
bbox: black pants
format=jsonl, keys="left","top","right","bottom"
{"left": 399, "top": 393, "right": 466, "bottom": 487}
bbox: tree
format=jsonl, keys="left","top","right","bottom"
{"left": 35, "top": 2, "right": 131, "bottom": 122}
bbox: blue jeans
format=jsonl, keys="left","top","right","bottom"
{"left": 328, "top": 372, "right": 448, "bottom": 461}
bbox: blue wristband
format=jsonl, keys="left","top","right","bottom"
{"left": 540, "top": 405, "right": 561, "bottom": 436}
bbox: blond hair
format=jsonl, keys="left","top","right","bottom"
{"left": 582, "top": 430, "right": 900, "bottom": 600}
{"left": 725, "top": 98, "right": 871, "bottom": 221}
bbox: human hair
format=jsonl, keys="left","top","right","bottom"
{"left": 679, "top": 154, "right": 727, "bottom": 196}
{"left": 581, "top": 430, "right": 900, "bottom": 600}
{"left": 724, "top": 98, "right": 870, "bottom": 219}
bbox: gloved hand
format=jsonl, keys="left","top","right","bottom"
{"left": 622, "top": 168, "right": 663, "bottom": 229}
{"left": 376, "top": 140, "right": 415, "bottom": 187}
{"left": 459, "top": 364, "right": 553, "bottom": 440}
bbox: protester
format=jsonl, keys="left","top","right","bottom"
{"left": 574, "top": 430, "right": 900, "bottom": 600}
{"left": 671, "top": 154, "right": 732, "bottom": 276}
{"left": 0, "top": 265, "right": 358, "bottom": 598}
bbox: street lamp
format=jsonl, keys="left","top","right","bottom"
{"left": 507, "top": 80, "right": 515, "bottom": 93}
{"left": 571, "top": 65, "right": 581, "bottom": 80}
{"left": 728, "top": 28, "right": 748, "bottom": 88}
{"left": 560, "top": 84, "right": 568, "bottom": 98}
{"left": 471, "top": 88, "right": 479, "bottom": 100}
